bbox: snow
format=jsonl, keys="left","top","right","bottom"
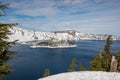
{"left": 30, "top": 45, "right": 76, "bottom": 48}
{"left": 38, "top": 71, "right": 120, "bottom": 80}
{"left": 8, "top": 27, "right": 76, "bottom": 42}
{"left": 7, "top": 27, "right": 120, "bottom": 42}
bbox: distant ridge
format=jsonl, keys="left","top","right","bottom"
{"left": 7, "top": 27, "right": 120, "bottom": 42}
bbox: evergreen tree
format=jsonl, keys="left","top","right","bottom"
{"left": 43, "top": 69, "right": 50, "bottom": 77}
{"left": 89, "top": 36, "right": 113, "bottom": 71}
{"left": 79, "top": 63, "right": 86, "bottom": 71}
{"left": 104, "top": 36, "right": 112, "bottom": 54}
{"left": 89, "top": 51, "right": 105, "bottom": 71}
{"left": 116, "top": 52, "right": 120, "bottom": 71}
{"left": 68, "top": 57, "right": 77, "bottom": 72}
{"left": 0, "top": 3, "right": 18, "bottom": 79}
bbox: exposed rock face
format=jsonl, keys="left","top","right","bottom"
{"left": 7, "top": 27, "right": 120, "bottom": 42}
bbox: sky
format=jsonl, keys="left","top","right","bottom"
{"left": 0, "top": 0, "right": 120, "bottom": 35}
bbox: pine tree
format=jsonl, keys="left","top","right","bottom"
{"left": 116, "top": 52, "right": 120, "bottom": 71}
{"left": 68, "top": 57, "right": 77, "bottom": 72}
{"left": 0, "top": 3, "right": 18, "bottom": 79}
{"left": 79, "top": 63, "right": 86, "bottom": 71}
{"left": 89, "top": 36, "right": 113, "bottom": 71}
{"left": 43, "top": 69, "right": 50, "bottom": 77}
{"left": 102, "top": 36, "right": 112, "bottom": 71}
{"left": 89, "top": 51, "right": 105, "bottom": 71}
{"left": 104, "top": 36, "right": 112, "bottom": 54}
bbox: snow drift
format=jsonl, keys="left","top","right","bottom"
{"left": 38, "top": 71, "right": 120, "bottom": 80}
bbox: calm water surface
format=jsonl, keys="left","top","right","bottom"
{"left": 4, "top": 40, "right": 120, "bottom": 80}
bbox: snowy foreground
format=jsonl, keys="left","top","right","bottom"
{"left": 38, "top": 71, "right": 120, "bottom": 80}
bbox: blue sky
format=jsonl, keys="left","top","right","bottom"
{"left": 0, "top": 0, "right": 120, "bottom": 35}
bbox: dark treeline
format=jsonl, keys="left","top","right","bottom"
{"left": 0, "top": 3, "right": 18, "bottom": 79}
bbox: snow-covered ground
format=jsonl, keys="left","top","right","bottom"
{"left": 38, "top": 71, "right": 120, "bottom": 80}
{"left": 7, "top": 27, "right": 120, "bottom": 42}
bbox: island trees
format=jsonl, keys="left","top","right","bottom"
{"left": 0, "top": 4, "right": 18, "bottom": 79}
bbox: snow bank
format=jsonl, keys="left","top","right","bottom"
{"left": 38, "top": 71, "right": 120, "bottom": 80}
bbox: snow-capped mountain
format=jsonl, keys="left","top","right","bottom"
{"left": 7, "top": 27, "right": 120, "bottom": 42}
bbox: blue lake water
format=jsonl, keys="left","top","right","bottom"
{"left": 4, "top": 40, "right": 120, "bottom": 80}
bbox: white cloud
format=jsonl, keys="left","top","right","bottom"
{"left": 7, "top": 0, "right": 87, "bottom": 17}
{"left": 94, "top": 0, "right": 104, "bottom": 3}
{"left": 61, "top": 0, "right": 86, "bottom": 6}
{"left": 1, "top": 0, "right": 120, "bottom": 35}
{"left": 7, "top": 0, "right": 57, "bottom": 16}
{"left": 13, "top": 7, "right": 58, "bottom": 16}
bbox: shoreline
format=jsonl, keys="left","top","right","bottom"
{"left": 30, "top": 45, "right": 77, "bottom": 48}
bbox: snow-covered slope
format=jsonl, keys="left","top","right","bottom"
{"left": 7, "top": 27, "right": 120, "bottom": 42}
{"left": 38, "top": 71, "right": 120, "bottom": 80}
{"left": 8, "top": 27, "right": 77, "bottom": 42}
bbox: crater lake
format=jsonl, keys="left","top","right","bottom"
{"left": 4, "top": 40, "right": 120, "bottom": 80}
